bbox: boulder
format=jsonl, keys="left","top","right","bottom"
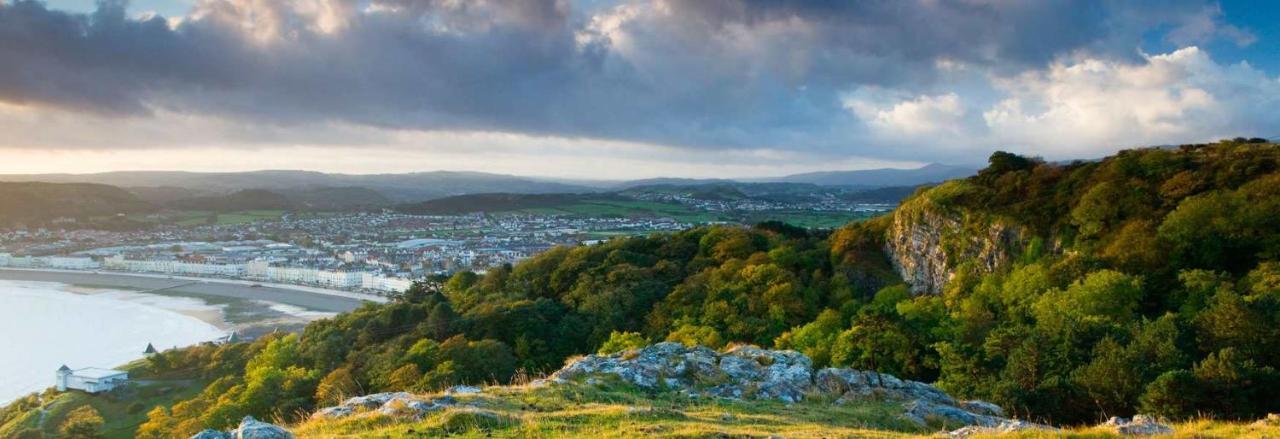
{"left": 341, "top": 392, "right": 413, "bottom": 409}
{"left": 1103, "top": 415, "right": 1174, "bottom": 436}
{"left": 190, "top": 430, "right": 231, "bottom": 439}
{"left": 231, "top": 416, "right": 293, "bottom": 439}
{"left": 814, "top": 368, "right": 955, "bottom": 406}
{"left": 448, "top": 385, "right": 483, "bottom": 395}
{"left": 947, "top": 419, "right": 1054, "bottom": 438}
{"left": 555, "top": 343, "right": 1032, "bottom": 431}
{"left": 311, "top": 392, "right": 459, "bottom": 420}
{"left": 902, "top": 399, "right": 1003, "bottom": 428}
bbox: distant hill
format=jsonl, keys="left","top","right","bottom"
{"left": 165, "top": 189, "right": 297, "bottom": 212}
{"left": 768, "top": 163, "right": 976, "bottom": 187}
{"left": 128, "top": 186, "right": 217, "bottom": 204}
{"left": 278, "top": 186, "right": 392, "bottom": 210}
{"left": 0, "top": 182, "right": 154, "bottom": 226}
{"left": 400, "top": 193, "right": 615, "bottom": 215}
{"left": 0, "top": 170, "right": 598, "bottom": 202}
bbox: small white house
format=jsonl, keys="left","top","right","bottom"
{"left": 56, "top": 365, "right": 128, "bottom": 393}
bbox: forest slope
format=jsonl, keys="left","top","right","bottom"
{"left": 4, "top": 139, "right": 1279, "bottom": 438}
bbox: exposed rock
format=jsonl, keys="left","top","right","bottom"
{"left": 448, "top": 385, "right": 483, "bottom": 394}
{"left": 946, "top": 419, "right": 1055, "bottom": 437}
{"left": 814, "top": 368, "right": 954, "bottom": 406}
{"left": 231, "top": 416, "right": 293, "bottom": 439}
{"left": 885, "top": 199, "right": 1023, "bottom": 295}
{"left": 1253, "top": 413, "right": 1280, "bottom": 426}
{"left": 1103, "top": 415, "right": 1174, "bottom": 436}
{"left": 190, "top": 430, "right": 231, "bottom": 439}
{"left": 902, "top": 399, "right": 1003, "bottom": 428}
{"left": 551, "top": 342, "right": 1017, "bottom": 430}
{"left": 311, "top": 392, "right": 459, "bottom": 420}
{"left": 959, "top": 400, "right": 1004, "bottom": 417}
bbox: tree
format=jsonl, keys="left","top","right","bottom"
{"left": 1139, "top": 370, "right": 1199, "bottom": 420}
{"left": 386, "top": 364, "right": 422, "bottom": 391}
{"left": 597, "top": 331, "right": 647, "bottom": 355}
{"left": 59, "top": 406, "right": 105, "bottom": 439}
{"left": 315, "top": 367, "right": 360, "bottom": 406}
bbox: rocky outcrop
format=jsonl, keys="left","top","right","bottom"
{"left": 1103, "top": 415, "right": 1174, "bottom": 436}
{"left": 188, "top": 416, "right": 292, "bottom": 439}
{"left": 545, "top": 342, "right": 1025, "bottom": 429}
{"left": 885, "top": 200, "right": 1023, "bottom": 295}
{"left": 311, "top": 391, "right": 461, "bottom": 420}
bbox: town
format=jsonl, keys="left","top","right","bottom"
{"left": 0, "top": 211, "right": 700, "bottom": 295}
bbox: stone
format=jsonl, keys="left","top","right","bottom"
{"left": 1253, "top": 413, "right": 1280, "bottom": 427}
{"left": 901, "top": 399, "right": 1002, "bottom": 428}
{"left": 815, "top": 368, "right": 954, "bottom": 406}
{"left": 310, "top": 405, "right": 355, "bottom": 419}
{"left": 549, "top": 343, "right": 1021, "bottom": 430}
{"left": 378, "top": 396, "right": 442, "bottom": 417}
{"left": 312, "top": 392, "right": 459, "bottom": 420}
{"left": 1104, "top": 415, "right": 1174, "bottom": 436}
{"left": 947, "top": 419, "right": 1054, "bottom": 438}
{"left": 231, "top": 416, "right": 293, "bottom": 439}
{"left": 190, "top": 430, "right": 231, "bottom": 439}
{"left": 959, "top": 400, "right": 1004, "bottom": 417}
{"left": 342, "top": 392, "right": 413, "bottom": 409}
{"left": 448, "top": 385, "right": 483, "bottom": 394}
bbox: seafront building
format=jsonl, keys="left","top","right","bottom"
{"left": 0, "top": 253, "right": 413, "bottom": 295}
{"left": 55, "top": 365, "right": 128, "bottom": 393}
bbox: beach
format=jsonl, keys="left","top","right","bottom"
{"left": 0, "top": 268, "right": 376, "bottom": 313}
{"left": 0, "top": 269, "right": 384, "bottom": 404}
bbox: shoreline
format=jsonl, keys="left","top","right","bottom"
{"left": 0, "top": 268, "right": 378, "bottom": 313}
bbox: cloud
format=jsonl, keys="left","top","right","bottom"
{"left": 843, "top": 47, "right": 1280, "bottom": 161}
{"left": 0, "top": 0, "right": 1269, "bottom": 167}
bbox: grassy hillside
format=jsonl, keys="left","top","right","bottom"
{"left": 298, "top": 384, "right": 1280, "bottom": 438}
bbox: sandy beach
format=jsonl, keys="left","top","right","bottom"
{"left": 0, "top": 268, "right": 374, "bottom": 313}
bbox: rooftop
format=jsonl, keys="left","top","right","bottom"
{"left": 72, "top": 367, "right": 127, "bottom": 380}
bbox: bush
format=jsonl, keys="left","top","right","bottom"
{"left": 1139, "top": 370, "right": 1200, "bottom": 420}
{"left": 597, "top": 331, "right": 647, "bottom": 355}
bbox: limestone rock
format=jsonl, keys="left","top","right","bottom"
{"left": 946, "top": 419, "right": 1054, "bottom": 437}
{"left": 885, "top": 201, "right": 1024, "bottom": 295}
{"left": 231, "top": 416, "right": 293, "bottom": 439}
{"left": 902, "top": 399, "right": 1003, "bottom": 428}
{"left": 311, "top": 392, "right": 459, "bottom": 420}
{"left": 814, "top": 368, "right": 955, "bottom": 406}
{"left": 1104, "top": 415, "right": 1174, "bottom": 436}
{"left": 959, "top": 400, "right": 1004, "bottom": 417}
{"left": 448, "top": 385, "right": 483, "bottom": 394}
{"left": 190, "top": 430, "right": 231, "bottom": 439}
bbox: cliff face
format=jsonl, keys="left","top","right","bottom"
{"left": 885, "top": 197, "right": 1023, "bottom": 295}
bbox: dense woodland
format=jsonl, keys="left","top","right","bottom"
{"left": 6, "top": 140, "right": 1276, "bottom": 437}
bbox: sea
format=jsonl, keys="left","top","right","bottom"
{"left": 0, "top": 279, "right": 227, "bottom": 404}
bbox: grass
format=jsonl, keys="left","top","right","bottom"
{"left": 294, "top": 383, "right": 927, "bottom": 438}
{"left": 289, "top": 382, "right": 1280, "bottom": 439}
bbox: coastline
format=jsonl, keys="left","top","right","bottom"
{"left": 0, "top": 268, "right": 380, "bottom": 313}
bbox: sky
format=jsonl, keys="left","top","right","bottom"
{"left": 1, "top": 0, "right": 1278, "bottom": 179}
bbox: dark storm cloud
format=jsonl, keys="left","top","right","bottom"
{"left": 0, "top": 0, "right": 1250, "bottom": 154}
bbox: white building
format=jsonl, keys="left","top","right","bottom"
{"left": 56, "top": 365, "right": 128, "bottom": 393}
{"left": 40, "top": 256, "right": 101, "bottom": 270}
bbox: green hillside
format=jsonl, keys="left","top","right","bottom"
{"left": 0, "top": 182, "right": 155, "bottom": 227}
{"left": 5, "top": 139, "right": 1279, "bottom": 438}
